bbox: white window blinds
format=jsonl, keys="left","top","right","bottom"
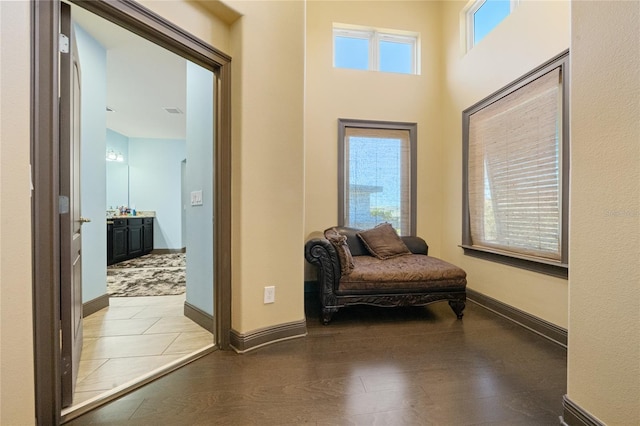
{"left": 467, "top": 67, "right": 562, "bottom": 261}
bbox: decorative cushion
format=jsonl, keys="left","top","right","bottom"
{"left": 356, "top": 223, "right": 411, "bottom": 260}
{"left": 324, "top": 228, "right": 354, "bottom": 275}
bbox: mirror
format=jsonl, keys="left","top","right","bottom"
{"left": 106, "top": 162, "right": 129, "bottom": 209}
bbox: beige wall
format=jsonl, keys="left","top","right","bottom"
{"left": 440, "top": 0, "right": 570, "bottom": 327}
{"left": 305, "top": 1, "right": 445, "bottom": 268}
{"left": 0, "top": 1, "right": 36, "bottom": 424}
{"left": 568, "top": 1, "right": 640, "bottom": 424}
{"left": 225, "top": 0, "right": 306, "bottom": 333}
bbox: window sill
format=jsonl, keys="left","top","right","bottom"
{"left": 460, "top": 244, "right": 568, "bottom": 279}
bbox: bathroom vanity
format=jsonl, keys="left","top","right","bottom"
{"left": 107, "top": 216, "right": 154, "bottom": 265}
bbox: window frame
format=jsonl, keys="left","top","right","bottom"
{"left": 461, "top": 50, "right": 570, "bottom": 279}
{"left": 338, "top": 119, "right": 417, "bottom": 236}
{"left": 333, "top": 25, "right": 419, "bottom": 75}
{"left": 464, "top": 0, "right": 519, "bottom": 51}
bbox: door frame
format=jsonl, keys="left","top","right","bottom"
{"left": 31, "top": 0, "right": 232, "bottom": 423}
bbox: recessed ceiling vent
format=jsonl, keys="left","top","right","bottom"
{"left": 162, "top": 107, "right": 184, "bottom": 115}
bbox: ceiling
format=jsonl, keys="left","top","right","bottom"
{"left": 72, "top": 5, "right": 187, "bottom": 140}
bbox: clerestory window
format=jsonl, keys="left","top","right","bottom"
{"left": 464, "top": 0, "right": 519, "bottom": 51}
{"left": 333, "top": 25, "right": 419, "bottom": 75}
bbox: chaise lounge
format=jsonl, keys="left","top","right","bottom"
{"left": 305, "top": 224, "right": 467, "bottom": 324}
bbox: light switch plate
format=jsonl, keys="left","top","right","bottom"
{"left": 190, "top": 190, "right": 203, "bottom": 206}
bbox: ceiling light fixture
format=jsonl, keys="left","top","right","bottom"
{"left": 106, "top": 149, "right": 124, "bottom": 162}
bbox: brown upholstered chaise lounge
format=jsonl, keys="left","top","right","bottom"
{"left": 305, "top": 225, "right": 467, "bottom": 324}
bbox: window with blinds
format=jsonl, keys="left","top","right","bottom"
{"left": 462, "top": 51, "right": 569, "bottom": 277}
{"left": 338, "top": 119, "right": 417, "bottom": 236}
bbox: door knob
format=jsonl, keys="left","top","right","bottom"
{"left": 79, "top": 217, "right": 92, "bottom": 224}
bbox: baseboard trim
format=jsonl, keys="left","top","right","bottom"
{"left": 467, "top": 288, "right": 567, "bottom": 348}
{"left": 152, "top": 248, "right": 186, "bottom": 254}
{"left": 83, "top": 293, "right": 110, "bottom": 317}
{"left": 560, "top": 395, "right": 605, "bottom": 426}
{"left": 184, "top": 301, "right": 214, "bottom": 333}
{"left": 230, "top": 319, "right": 307, "bottom": 354}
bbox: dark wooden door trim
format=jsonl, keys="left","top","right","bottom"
{"left": 32, "top": 0, "right": 63, "bottom": 423}
{"left": 32, "top": 0, "right": 232, "bottom": 423}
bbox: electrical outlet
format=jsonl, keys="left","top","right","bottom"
{"left": 264, "top": 286, "right": 275, "bottom": 304}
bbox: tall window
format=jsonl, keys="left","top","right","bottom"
{"left": 333, "top": 25, "right": 419, "bottom": 75}
{"left": 462, "top": 51, "right": 569, "bottom": 277}
{"left": 465, "top": 0, "right": 519, "bottom": 51}
{"left": 339, "top": 119, "right": 417, "bottom": 236}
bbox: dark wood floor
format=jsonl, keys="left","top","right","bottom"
{"left": 68, "top": 295, "right": 567, "bottom": 425}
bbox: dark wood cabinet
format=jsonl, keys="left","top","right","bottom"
{"left": 143, "top": 218, "right": 154, "bottom": 254}
{"left": 127, "top": 218, "right": 144, "bottom": 257}
{"left": 107, "top": 217, "right": 153, "bottom": 265}
{"left": 107, "top": 221, "right": 114, "bottom": 265}
{"left": 111, "top": 218, "right": 129, "bottom": 264}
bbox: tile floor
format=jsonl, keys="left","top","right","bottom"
{"left": 73, "top": 295, "right": 212, "bottom": 406}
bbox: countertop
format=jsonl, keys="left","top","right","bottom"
{"left": 107, "top": 215, "right": 154, "bottom": 219}
{"left": 107, "top": 211, "right": 156, "bottom": 220}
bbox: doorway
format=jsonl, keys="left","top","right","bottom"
{"left": 69, "top": 6, "right": 217, "bottom": 408}
{"left": 32, "top": 0, "right": 232, "bottom": 423}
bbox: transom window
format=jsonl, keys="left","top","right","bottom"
{"left": 464, "top": 0, "right": 519, "bottom": 51}
{"left": 462, "top": 51, "right": 569, "bottom": 278}
{"left": 333, "top": 25, "right": 419, "bottom": 75}
{"left": 338, "top": 119, "right": 417, "bottom": 236}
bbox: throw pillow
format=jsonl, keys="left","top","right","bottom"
{"left": 356, "top": 223, "right": 411, "bottom": 260}
{"left": 324, "top": 228, "right": 355, "bottom": 275}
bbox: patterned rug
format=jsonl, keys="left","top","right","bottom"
{"left": 107, "top": 253, "right": 186, "bottom": 297}
{"left": 108, "top": 253, "right": 185, "bottom": 269}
